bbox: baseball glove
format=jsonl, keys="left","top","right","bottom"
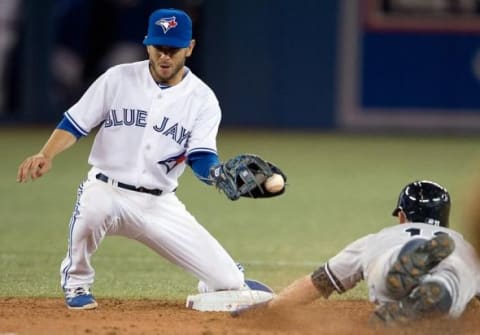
{"left": 210, "top": 154, "right": 287, "bottom": 201}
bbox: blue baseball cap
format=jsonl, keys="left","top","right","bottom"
{"left": 143, "top": 9, "right": 192, "bottom": 48}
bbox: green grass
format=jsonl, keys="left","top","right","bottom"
{"left": 1, "top": 127, "right": 480, "bottom": 301}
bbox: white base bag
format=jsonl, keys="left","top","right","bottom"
{"left": 186, "top": 290, "right": 274, "bottom": 312}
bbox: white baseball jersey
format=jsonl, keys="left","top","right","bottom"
{"left": 65, "top": 60, "right": 220, "bottom": 191}
{"left": 60, "top": 61, "right": 244, "bottom": 293}
{"left": 325, "top": 223, "right": 480, "bottom": 317}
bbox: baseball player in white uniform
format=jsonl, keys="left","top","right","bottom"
{"left": 262, "top": 181, "right": 480, "bottom": 325}
{"left": 16, "top": 8, "right": 271, "bottom": 310}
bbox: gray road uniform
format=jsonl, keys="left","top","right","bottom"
{"left": 324, "top": 222, "right": 480, "bottom": 318}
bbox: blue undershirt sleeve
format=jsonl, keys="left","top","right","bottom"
{"left": 187, "top": 151, "right": 221, "bottom": 184}
{"left": 56, "top": 116, "right": 84, "bottom": 139}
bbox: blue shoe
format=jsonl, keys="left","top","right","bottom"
{"left": 244, "top": 279, "right": 274, "bottom": 293}
{"left": 236, "top": 262, "right": 274, "bottom": 293}
{"left": 64, "top": 287, "right": 98, "bottom": 310}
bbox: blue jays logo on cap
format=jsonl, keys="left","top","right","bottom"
{"left": 143, "top": 8, "right": 192, "bottom": 48}
{"left": 157, "top": 17, "right": 178, "bottom": 34}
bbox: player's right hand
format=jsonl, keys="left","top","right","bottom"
{"left": 17, "top": 153, "right": 52, "bottom": 183}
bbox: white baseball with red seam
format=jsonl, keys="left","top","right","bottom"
{"left": 264, "top": 173, "right": 284, "bottom": 193}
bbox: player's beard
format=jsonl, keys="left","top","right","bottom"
{"left": 150, "top": 60, "right": 186, "bottom": 86}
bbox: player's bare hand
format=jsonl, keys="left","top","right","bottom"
{"left": 16, "top": 153, "right": 52, "bottom": 183}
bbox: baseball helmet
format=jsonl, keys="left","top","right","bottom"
{"left": 392, "top": 180, "right": 451, "bottom": 227}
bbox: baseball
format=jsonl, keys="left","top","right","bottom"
{"left": 264, "top": 173, "right": 285, "bottom": 193}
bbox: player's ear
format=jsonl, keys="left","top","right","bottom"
{"left": 398, "top": 210, "right": 408, "bottom": 224}
{"left": 146, "top": 45, "right": 153, "bottom": 56}
{"left": 186, "top": 39, "right": 196, "bottom": 57}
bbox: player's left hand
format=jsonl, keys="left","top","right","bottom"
{"left": 17, "top": 153, "right": 52, "bottom": 183}
{"left": 209, "top": 153, "right": 287, "bottom": 200}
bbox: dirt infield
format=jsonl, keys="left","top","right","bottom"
{"left": 1, "top": 298, "right": 479, "bottom": 335}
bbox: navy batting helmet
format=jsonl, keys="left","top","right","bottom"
{"left": 392, "top": 180, "right": 451, "bottom": 227}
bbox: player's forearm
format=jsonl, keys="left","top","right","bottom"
{"left": 268, "top": 275, "right": 322, "bottom": 308}
{"left": 17, "top": 129, "right": 78, "bottom": 183}
{"left": 268, "top": 265, "right": 338, "bottom": 308}
{"left": 39, "top": 129, "right": 77, "bottom": 159}
{"left": 187, "top": 151, "right": 220, "bottom": 184}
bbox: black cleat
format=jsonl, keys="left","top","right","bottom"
{"left": 386, "top": 234, "right": 455, "bottom": 299}
{"left": 372, "top": 281, "right": 452, "bottom": 326}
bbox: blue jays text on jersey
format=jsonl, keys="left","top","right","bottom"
{"left": 104, "top": 108, "right": 191, "bottom": 147}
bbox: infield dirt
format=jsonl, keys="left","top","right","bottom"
{"left": 1, "top": 298, "right": 479, "bottom": 335}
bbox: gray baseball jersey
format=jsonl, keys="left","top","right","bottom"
{"left": 324, "top": 222, "right": 480, "bottom": 317}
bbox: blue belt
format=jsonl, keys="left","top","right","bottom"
{"left": 95, "top": 173, "right": 162, "bottom": 196}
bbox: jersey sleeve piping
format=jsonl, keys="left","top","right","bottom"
{"left": 64, "top": 111, "right": 89, "bottom": 136}
{"left": 187, "top": 147, "right": 217, "bottom": 156}
{"left": 56, "top": 116, "right": 84, "bottom": 139}
{"left": 325, "top": 262, "right": 346, "bottom": 293}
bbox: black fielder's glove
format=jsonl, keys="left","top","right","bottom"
{"left": 210, "top": 154, "right": 287, "bottom": 201}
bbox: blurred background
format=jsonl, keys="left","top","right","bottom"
{"left": 2, "top": 0, "right": 480, "bottom": 300}
{"left": 1, "top": 0, "right": 479, "bottom": 131}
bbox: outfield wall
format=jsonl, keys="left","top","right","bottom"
{"left": 2, "top": 0, "right": 480, "bottom": 132}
